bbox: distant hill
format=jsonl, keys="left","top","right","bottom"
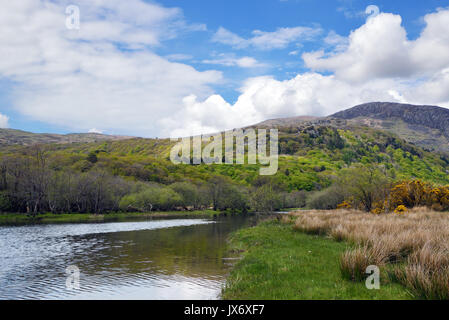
{"left": 252, "top": 102, "right": 449, "bottom": 153}
{"left": 0, "top": 128, "right": 133, "bottom": 146}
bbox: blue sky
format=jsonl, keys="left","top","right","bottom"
{"left": 1, "top": 0, "right": 449, "bottom": 137}
{"left": 156, "top": 0, "right": 442, "bottom": 102}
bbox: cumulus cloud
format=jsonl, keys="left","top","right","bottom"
{"left": 212, "top": 26, "right": 322, "bottom": 50}
{"left": 303, "top": 10, "right": 449, "bottom": 82}
{"left": 0, "top": 0, "right": 220, "bottom": 137}
{"left": 0, "top": 113, "right": 9, "bottom": 128}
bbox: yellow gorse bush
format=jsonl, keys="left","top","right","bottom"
{"left": 337, "top": 201, "right": 352, "bottom": 209}
{"left": 394, "top": 205, "right": 407, "bottom": 214}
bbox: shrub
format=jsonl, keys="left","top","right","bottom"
{"left": 306, "top": 185, "right": 344, "bottom": 210}
{"left": 394, "top": 205, "right": 408, "bottom": 214}
{"left": 283, "top": 191, "right": 307, "bottom": 208}
{"left": 337, "top": 201, "right": 351, "bottom": 209}
{"left": 119, "top": 185, "right": 182, "bottom": 211}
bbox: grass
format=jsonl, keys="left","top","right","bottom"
{"left": 0, "top": 210, "right": 221, "bottom": 225}
{"left": 222, "top": 219, "right": 414, "bottom": 300}
{"left": 291, "top": 208, "right": 449, "bottom": 299}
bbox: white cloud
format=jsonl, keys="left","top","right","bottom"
{"left": 0, "top": 0, "right": 221, "bottom": 137}
{"left": 211, "top": 27, "right": 247, "bottom": 48}
{"left": 303, "top": 10, "right": 449, "bottom": 82}
{"left": 88, "top": 128, "right": 103, "bottom": 134}
{"left": 212, "top": 26, "right": 322, "bottom": 50}
{"left": 202, "top": 55, "right": 264, "bottom": 68}
{"left": 324, "top": 31, "right": 349, "bottom": 52}
{"left": 0, "top": 113, "right": 9, "bottom": 128}
{"left": 165, "top": 54, "right": 193, "bottom": 61}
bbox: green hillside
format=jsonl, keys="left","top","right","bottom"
{"left": 22, "top": 124, "right": 449, "bottom": 185}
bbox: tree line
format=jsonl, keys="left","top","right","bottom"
{"left": 0, "top": 146, "right": 305, "bottom": 215}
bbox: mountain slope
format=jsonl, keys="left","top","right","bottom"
{"left": 0, "top": 128, "right": 133, "bottom": 146}
{"left": 331, "top": 102, "right": 449, "bottom": 133}
{"left": 330, "top": 102, "right": 449, "bottom": 152}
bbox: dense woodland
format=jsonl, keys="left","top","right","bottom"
{"left": 1, "top": 124, "right": 449, "bottom": 215}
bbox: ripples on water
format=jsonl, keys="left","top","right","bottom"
{"left": 0, "top": 217, "right": 252, "bottom": 300}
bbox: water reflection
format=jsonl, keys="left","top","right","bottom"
{"left": 0, "top": 216, "right": 257, "bottom": 300}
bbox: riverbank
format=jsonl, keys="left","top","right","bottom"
{"left": 0, "top": 210, "right": 224, "bottom": 226}
{"left": 221, "top": 219, "right": 414, "bottom": 300}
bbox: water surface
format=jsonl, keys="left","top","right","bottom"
{"left": 0, "top": 216, "right": 258, "bottom": 300}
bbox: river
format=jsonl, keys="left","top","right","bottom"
{"left": 0, "top": 215, "right": 261, "bottom": 300}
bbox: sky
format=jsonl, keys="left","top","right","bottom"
{"left": 1, "top": 0, "right": 449, "bottom": 137}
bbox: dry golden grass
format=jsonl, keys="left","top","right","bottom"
{"left": 289, "top": 208, "right": 449, "bottom": 299}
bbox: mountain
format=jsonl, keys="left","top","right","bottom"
{"left": 330, "top": 102, "right": 449, "bottom": 152}
{"left": 253, "top": 102, "right": 449, "bottom": 153}
{"left": 0, "top": 128, "right": 133, "bottom": 147}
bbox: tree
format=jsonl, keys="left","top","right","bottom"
{"left": 338, "top": 164, "right": 392, "bottom": 212}
{"left": 206, "top": 175, "right": 230, "bottom": 211}
{"left": 87, "top": 152, "right": 98, "bottom": 163}
{"left": 170, "top": 181, "right": 200, "bottom": 209}
{"left": 22, "top": 145, "right": 50, "bottom": 215}
{"left": 250, "top": 184, "right": 282, "bottom": 213}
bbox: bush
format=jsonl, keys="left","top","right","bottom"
{"left": 0, "top": 191, "right": 13, "bottom": 212}
{"left": 283, "top": 191, "right": 307, "bottom": 208}
{"left": 119, "top": 185, "right": 182, "bottom": 211}
{"left": 250, "top": 185, "right": 282, "bottom": 213}
{"left": 306, "top": 185, "right": 344, "bottom": 210}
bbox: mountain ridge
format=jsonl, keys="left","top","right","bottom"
{"left": 330, "top": 102, "right": 449, "bottom": 137}
{"left": 0, "top": 128, "right": 134, "bottom": 146}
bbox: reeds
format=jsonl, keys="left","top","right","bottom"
{"left": 290, "top": 208, "right": 449, "bottom": 299}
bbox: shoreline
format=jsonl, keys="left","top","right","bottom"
{"left": 0, "top": 210, "right": 227, "bottom": 226}
{"left": 0, "top": 209, "right": 293, "bottom": 226}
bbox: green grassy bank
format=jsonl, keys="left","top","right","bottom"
{"left": 0, "top": 210, "right": 221, "bottom": 226}
{"left": 222, "top": 220, "right": 414, "bottom": 300}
